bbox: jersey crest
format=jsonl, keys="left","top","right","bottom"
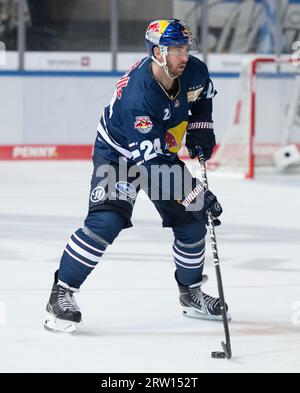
{"left": 134, "top": 116, "right": 153, "bottom": 134}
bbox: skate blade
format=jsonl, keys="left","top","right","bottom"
{"left": 182, "top": 307, "right": 231, "bottom": 322}
{"left": 44, "top": 313, "right": 78, "bottom": 334}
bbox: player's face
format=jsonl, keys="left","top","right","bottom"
{"left": 166, "top": 45, "right": 189, "bottom": 76}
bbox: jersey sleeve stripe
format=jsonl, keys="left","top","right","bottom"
{"left": 97, "top": 121, "right": 132, "bottom": 159}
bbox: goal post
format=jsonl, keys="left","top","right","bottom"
{"left": 210, "top": 56, "right": 300, "bottom": 178}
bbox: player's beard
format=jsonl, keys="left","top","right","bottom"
{"left": 167, "top": 62, "right": 187, "bottom": 77}
{"left": 177, "top": 63, "right": 187, "bottom": 75}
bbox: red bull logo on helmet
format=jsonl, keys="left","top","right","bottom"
{"left": 147, "top": 20, "right": 169, "bottom": 35}
{"left": 134, "top": 116, "right": 153, "bottom": 134}
{"left": 148, "top": 22, "right": 160, "bottom": 33}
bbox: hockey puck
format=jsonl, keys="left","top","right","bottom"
{"left": 211, "top": 351, "right": 226, "bottom": 359}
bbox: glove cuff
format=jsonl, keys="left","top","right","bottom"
{"left": 187, "top": 120, "right": 214, "bottom": 131}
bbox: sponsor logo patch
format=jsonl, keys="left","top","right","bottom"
{"left": 115, "top": 181, "right": 137, "bottom": 200}
{"left": 90, "top": 186, "right": 105, "bottom": 203}
{"left": 134, "top": 116, "right": 153, "bottom": 134}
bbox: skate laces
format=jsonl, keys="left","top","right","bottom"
{"left": 191, "top": 286, "right": 219, "bottom": 313}
{"left": 57, "top": 286, "right": 80, "bottom": 313}
{"left": 191, "top": 287, "right": 203, "bottom": 304}
{"left": 202, "top": 292, "right": 219, "bottom": 311}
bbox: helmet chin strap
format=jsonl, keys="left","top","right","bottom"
{"left": 151, "top": 53, "right": 178, "bottom": 80}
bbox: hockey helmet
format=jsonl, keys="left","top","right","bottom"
{"left": 145, "top": 19, "right": 197, "bottom": 57}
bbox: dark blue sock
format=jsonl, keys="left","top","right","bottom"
{"left": 172, "top": 220, "right": 206, "bottom": 286}
{"left": 58, "top": 211, "right": 125, "bottom": 288}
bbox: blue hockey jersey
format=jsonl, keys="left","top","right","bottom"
{"left": 95, "top": 55, "right": 216, "bottom": 167}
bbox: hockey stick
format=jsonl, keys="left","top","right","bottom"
{"left": 197, "top": 152, "right": 232, "bottom": 360}
{"left": 179, "top": 154, "right": 232, "bottom": 358}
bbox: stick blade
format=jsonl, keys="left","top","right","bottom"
{"left": 221, "top": 341, "right": 232, "bottom": 359}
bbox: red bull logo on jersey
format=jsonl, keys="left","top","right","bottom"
{"left": 165, "top": 131, "right": 179, "bottom": 150}
{"left": 134, "top": 116, "right": 153, "bottom": 134}
{"left": 165, "top": 121, "right": 188, "bottom": 153}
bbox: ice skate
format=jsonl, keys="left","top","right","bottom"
{"left": 177, "top": 274, "right": 231, "bottom": 321}
{"left": 44, "top": 272, "right": 82, "bottom": 334}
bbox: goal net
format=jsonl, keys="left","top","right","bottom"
{"left": 210, "top": 56, "right": 300, "bottom": 178}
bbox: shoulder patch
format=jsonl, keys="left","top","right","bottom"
{"left": 134, "top": 116, "right": 153, "bottom": 134}
{"left": 187, "top": 87, "right": 204, "bottom": 102}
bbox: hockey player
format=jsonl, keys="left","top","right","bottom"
{"left": 44, "top": 19, "right": 230, "bottom": 333}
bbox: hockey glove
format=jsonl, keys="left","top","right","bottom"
{"left": 186, "top": 115, "right": 216, "bottom": 160}
{"left": 203, "top": 190, "right": 222, "bottom": 226}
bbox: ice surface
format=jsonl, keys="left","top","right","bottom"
{"left": 0, "top": 161, "right": 299, "bottom": 373}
